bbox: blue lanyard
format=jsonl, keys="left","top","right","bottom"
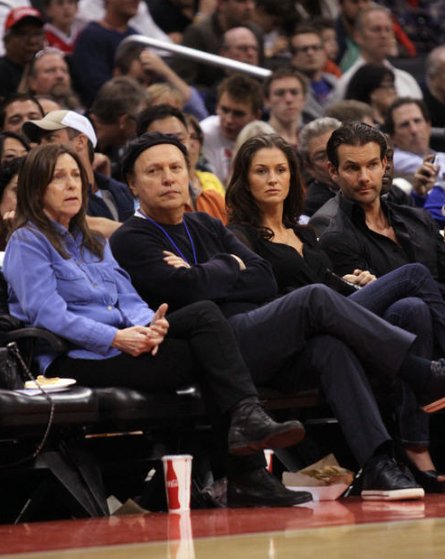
{"left": 136, "top": 209, "right": 198, "bottom": 265}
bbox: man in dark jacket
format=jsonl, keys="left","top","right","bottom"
{"left": 109, "top": 132, "right": 445, "bottom": 504}
{"left": 319, "top": 122, "right": 445, "bottom": 292}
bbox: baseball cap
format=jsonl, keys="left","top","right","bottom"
{"left": 23, "top": 110, "right": 98, "bottom": 148}
{"left": 4, "top": 7, "right": 44, "bottom": 32}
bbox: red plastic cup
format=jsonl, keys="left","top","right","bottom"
{"left": 162, "top": 455, "right": 193, "bottom": 512}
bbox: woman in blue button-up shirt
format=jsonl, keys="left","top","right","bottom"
{"left": 3, "top": 144, "right": 308, "bottom": 484}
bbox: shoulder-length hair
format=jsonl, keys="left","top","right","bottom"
{"left": 13, "top": 144, "right": 104, "bottom": 259}
{"left": 226, "top": 134, "right": 304, "bottom": 239}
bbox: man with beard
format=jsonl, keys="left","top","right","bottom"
{"left": 26, "top": 47, "right": 81, "bottom": 111}
{"left": 301, "top": 118, "right": 412, "bottom": 234}
{"left": 319, "top": 122, "right": 445, "bottom": 292}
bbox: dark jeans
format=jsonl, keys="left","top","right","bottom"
{"left": 350, "top": 263, "right": 445, "bottom": 446}
{"left": 229, "top": 283, "right": 416, "bottom": 464}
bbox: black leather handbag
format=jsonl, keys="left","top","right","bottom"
{"left": 0, "top": 342, "right": 24, "bottom": 390}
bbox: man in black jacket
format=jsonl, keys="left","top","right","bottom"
{"left": 319, "top": 122, "right": 445, "bottom": 291}
{"left": 109, "top": 132, "right": 445, "bottom": 503}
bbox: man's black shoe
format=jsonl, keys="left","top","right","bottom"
{"left": 228, "top": 398, "right": 305, "bottom": 455}
{"left": 228, "top": 467, "right": 312, "bottom": 508}
{"left": 361, "top": 455, "right": 424, "bottom": 501}
{"left": 418, "top": 359, "right": 445, "bottom": 413}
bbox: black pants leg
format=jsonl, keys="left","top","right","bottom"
{"left": 229, "top": 284, "right": 415, "bottom": 384}
{"left": 300, "top": 336, "right": 392, "bottom": 465}
{"left": 49, "top": 301, "right": 257, "bottom": 414}
{"left": 228, "top": 284, "right": 417, "bottom": 465}
{"left": 48, "top": 301, "right": 267, "bottom": 474}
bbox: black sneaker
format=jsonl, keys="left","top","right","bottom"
{"left": 418, "top": 359, "right": 445, "bottom": 413}
{"left": 228, "top": 398, "right": 305, "bottom": 455}
{"left": 228, "top": 467, "right": 313, "bottom": 508}
{"left": 361, "top": 456, "right": 425, "bottom": 501}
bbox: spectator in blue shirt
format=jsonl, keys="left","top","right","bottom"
{"left": 3, "top": 142, "right": 311, "bottom": 509}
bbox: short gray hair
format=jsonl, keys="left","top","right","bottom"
{"left": 426, "top": 46, "right": 445, "bottom": 80}
{"left": 298, "top": 117, "right": 341, "bottom": 162}
{"left": 355, "top": 4, "right": 391, "bottom": 34}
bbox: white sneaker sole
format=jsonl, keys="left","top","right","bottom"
{"left": 361, "top": 487, "right": 425, "bottom": 501}
{"left": 421, "top": 396, "right": 445, "bottom": 414}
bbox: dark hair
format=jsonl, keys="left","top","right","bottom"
{"left": 217, "top": 73, "right": 263, "bottom": 115}
{"left": 384, "top": 97, "right": 431, "bottom": 136}
{"left": 254, "top": 0, "right": 299, "bottom": 32}
{"left": 0, "top": 156, "right": 23, "bottom": 200}
{"left": 254, "top": 0, "right": 297, "bottom": 19}
{"left": 122, "top": 131, "right": 190, "bottom": 181}
{"left": 291, "top": 23, "right": 322, "bottom": 39}
{"left": 327, "top": 122, "right": 387, "bottom": 169}
{"left": 13, "top": 144, "right": 104, "bottom": 259}
{"left": 226, "top": 134, "right": 303, "bottom": 239}
{"left": 136, "top": 104, "right": 188, "bottom": 137}
{"left": 0, "top": 131, "right": 30, "bottom": 161}
{"left": 0, "top": 94, "right": 44, "bottom": 129}
{"left": 263, "top": 66, "right": 308, "bottom": 98}
{"left": 312, "top": 16, "right": 336, "bottom": 32}
{"left": 345, "top": 64, "right": 395, "bottom": 105}
{"left": 324, "top": 99, "right": 374, "bottom": 123}
{"left": 114, "top": 42, "right": 146, "bottom": 75}
{"left": 90, "top": 77, "right": 149, "bottom": 124}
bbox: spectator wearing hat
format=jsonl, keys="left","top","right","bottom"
{"left": 0, "top": 6, "right": 45, "bottom": 101}
{"left": 23, "top": 109, "right": 134, "bottom": 237}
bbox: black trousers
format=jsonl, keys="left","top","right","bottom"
{"left": 229, "top": 284, "right": 417, "bottom": 465}
{"left": 48, "top": 301, "right": 257, "bottom": 414}
{"left": 49, "top": 301, "right": 266, "bottom": 475}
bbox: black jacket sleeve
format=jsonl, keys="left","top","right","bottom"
{"left": 110, "top": 215, "right": 278, "bottom": 311}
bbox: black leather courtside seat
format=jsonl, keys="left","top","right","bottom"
{"left": 92, "top": 385, "right": 207, "bottom": 433}
{"left": 0, "top": 386, "right": 98, "bottom": 438}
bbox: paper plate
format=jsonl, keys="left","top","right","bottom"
{"left": 19, "top": 378, "right": 77, "bottom": 394}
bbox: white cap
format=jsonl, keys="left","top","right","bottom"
{"left": 23, "top": 110, "right": 97, "bottom": 148}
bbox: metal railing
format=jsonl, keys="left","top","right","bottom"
{"left": 120, "top": 35, "right": 272, "bottom": 80}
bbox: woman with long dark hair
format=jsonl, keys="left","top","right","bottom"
{"left": 3, "top": 143, "right": 311, "bottom": 508}
{"left": 226, "top": 133, "right": 445, "bottom": 493}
